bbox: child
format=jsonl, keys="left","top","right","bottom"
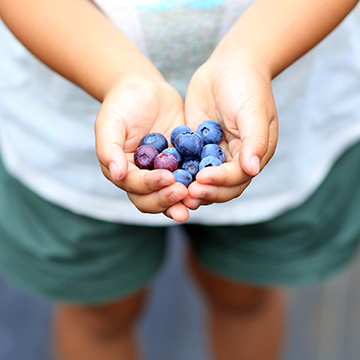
{"left": 0, "top": 0, "right": 360, "bottom": 359}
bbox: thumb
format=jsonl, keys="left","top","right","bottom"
{"left": 95, "top": 103, "right": 128, "bottom": 182}
{"left": 238, "top": 106, "right": 277, "bottom": 177}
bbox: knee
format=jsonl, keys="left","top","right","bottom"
{"left": 56, "top": 289, "right": 147, "bottom": 340}
{"left": 206, "top": 284, "right": 276, "bottom": 316}
{"left": 189, "top": 254, "right": 279, "bottom": 316}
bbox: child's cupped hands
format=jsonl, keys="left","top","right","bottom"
{"left": 183, "top": 50, "right": 279, "bottom": 210}
{"left": 95, "top": 50, "right": 279, "bottom": 222}
{"left": 95, "top": 75, "right": 190, "bottom": 222}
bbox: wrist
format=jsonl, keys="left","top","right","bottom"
{"left": 208, "top": 47, "right": 272, "bottom": 83}
{"left": 100, "top": 59, "right": 165, "bottom": 101}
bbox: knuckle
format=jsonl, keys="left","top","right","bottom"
{"left": 143, "top": 181, "right": 154, "bottom": 193}
{"left": 133, "top": 203, "right": 148, "bottom": 214}
{"left": 158, "top": 197, "right": 171, "bottom": 210}
{"left": 252, "top": 135, "right": 269, "bottom": 156}
{"left": 96, "top": 144, "right": 112, "bottom": 166}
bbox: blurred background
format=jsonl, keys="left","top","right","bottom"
{"left": 1, "top": 225, "right": 360, "bottom": 360}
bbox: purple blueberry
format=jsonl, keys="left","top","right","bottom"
{"left": 161, "top": 147, "right": 182, "bottom": 165}
{"left": 181, "top": 159, "right": 200, "bottom": 180}
{"left": 170, "top": 125, "right": 191, "bottom": 146}
{"left": 201, "top": 144, "right": 225, "bottom": 163}
{"left": 174, "top": 131, "right": 203, "bottom": 158}
{"left": 140, "top": 133, "right": 168, "bottom": 153}
{"left": 197, "top": 119, "right": 223, "bottom": 145}
{"left": 199, "top": 156, "right": 222, "bottom": 170}
{"left": 173, "top": 169, "right": 193, "bottom": 187}
{"left": 154, "top": 152, "right": 178, "bottom": 172}
{"left": 134, "top": 145, "right": 158, "bottom": 169}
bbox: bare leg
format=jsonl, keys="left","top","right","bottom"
{"left": 188, "top": 253, "right": 286, "bottom": 360}
{"left": 52, "top": 289, "right": 147, "bottom": 360}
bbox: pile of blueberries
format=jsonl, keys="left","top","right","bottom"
{"left": 133, "top": 120, "right": 225, "bottom": 187}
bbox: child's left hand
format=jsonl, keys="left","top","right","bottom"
{"left": 183, "top": 50, "right": 278, "bottom": 210}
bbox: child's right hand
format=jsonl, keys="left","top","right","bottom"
{"left": 0, "top": 0, "right": 191, "bottom": 222}
{"left": 95, "top": 75, "right": 190, "bottom": 223}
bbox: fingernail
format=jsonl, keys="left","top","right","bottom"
{"left": 198, "top": 178, "right": 212, "bottom": 184}
{"left": 159, "top": 178, "right": 172, "bottom": 187}
{"left": 169, "top": 193, "right": 182, "bottom": 202}
{"left": 250, "top": 156, "right": 260, "bottom": 175}
{"left": 109, "top": 162, "right": 119, "bottom": 181}
{"left": 193, "top": 192, "right": 206, "bottom": 199}
{"left": 190, "top": 200, "right": 201, "bottom": 210}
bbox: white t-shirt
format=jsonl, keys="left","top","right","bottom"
{"left": 1, "top": 0, "right": 360, "bottom": 225}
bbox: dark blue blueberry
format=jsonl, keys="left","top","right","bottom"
{"left": 173, "top": 169, "right": 193, "bottom": 187}
{"left": 140, "top": 133, "right": 168, "bottom": 153}
{"left": 181, "top": 159, "right": 200, "bottom": 180}
{"left": 170, "top": 125, "right": 191, "bottom": 146}
{"left": 199, "top": 156, "right": 222, "bottom": 170}
{"left": 161, "top": 147, "right": 182, "bottom": 165}
{"left": 134, "top": 145, "right": 158, "bottom": 169}
{"left": 174, "top": 131, "right": 203, "bottom": 158}
{"left": 197, "top": 119, "right": 223, "bottom": 145}
{"left": 183, "top": 153, "right": 201, "bottom": 163}
{"left": 154, "top": 152, "right": 178, "bottom": 172}
{"left": 201, "top": 144, "right": 225, "bottom": 163}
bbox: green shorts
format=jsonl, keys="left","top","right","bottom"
{"left": 1, "top": 141, "right": 360, "bottom": 304}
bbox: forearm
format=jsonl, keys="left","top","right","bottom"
{"left": 0, "top": 0, "right": 162, "bottom": 101}
{"left": 212, "top": 0, "right": 359, "bottom": 78}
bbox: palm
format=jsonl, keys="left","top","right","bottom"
{"left": 186, "top": 56, "right": 278, "bottom": 173}
{"left": 99, "top": 77, "right": 185, "bottom": 159}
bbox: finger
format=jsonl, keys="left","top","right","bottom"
{"left": 101, "top": 163, "right": 176, "bottom": 194}
{"left": 238, "top": 102, "right": 278, "bottom": 177}
{"left": 187, "top": 180, "right": 251, "bottom": 203}
{"left": 182, "top": 196, "right": 202, "bottom": 210}
{"left": 195, "top": 160, "right": 252, "bottom": 187}
{"left": 95, "top": 102, "right": 128, "bottom": 181}
{"left": 183, "top": 195, "right": 216, "bottom": 209}
{"left": 163, "top": 202, "right": 190, "bottom": 223}
{"left": 260, "top": 117, "right": 278, "bottom": 168}
{"left": 184, "top": 85, "right": 215, "bottom": 131}
{"left": 128, "top": 182, "right": 188, "bottom": 214}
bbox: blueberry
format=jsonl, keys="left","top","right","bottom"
{"left": 161, "top": 147, "right": 182, "bottom": 165}
{"left": 173, "top": 169, "right": 193, "bottom": 187}
{"left": 197, "top": 119, "right": 223, "bottom": 145}
{"left": 140, "top": 133, "right": 168, "bottom": 153}
{"left": 134, "top": 145, "right": 158, "bottom": 169}
{"left": 201, "top": 144, "right": 225, "bottom": 163}
{"left": 154, "top": 152, "right": 178, "bottom": 172}
{"left": 170, "top": 125, "right": 191, "bottom": 146}
{"left": 181, "top": 159, "right": 200, "bottom": 180}
{"left": 174, "top": 131, "right": 203, "bottom": 157}
{"left": 183, "top": 153, "right": 201, "bottom": 163}
{"left": 199, "top": 156, "right": 222, "bottom": 170}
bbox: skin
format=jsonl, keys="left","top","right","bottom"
{"left": 188, "top": 253, "right": 286, "bottom": 360}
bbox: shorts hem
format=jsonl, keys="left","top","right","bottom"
{"left": 193, "top": 247, "right": 358, "bottom": 288}
{"left": 0, "top": 249, "right": 165, "bottom": 305}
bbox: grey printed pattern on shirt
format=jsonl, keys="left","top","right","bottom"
{"left": 138, "top": 4, "right": 225, "bottom": 97}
